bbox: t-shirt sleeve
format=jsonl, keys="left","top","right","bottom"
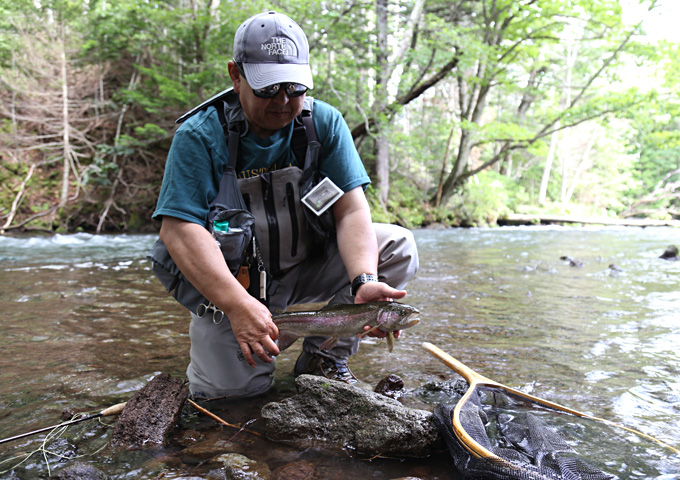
{"left": 152, "top": 111, "right": 226, "bottom": 225}
{"left": 313, "top": 100, "right": 370, "bottom": 192}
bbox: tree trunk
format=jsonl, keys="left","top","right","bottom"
{"left": 351, "top": 0, "right": 428, "bottom": 204}
{"left": 60, "top": 23, "right": 71, "bottom": 207}
{"left": 542, "top": 38, "right": 577, "bottom": 205}
{"left": 451, "top": 129, "right": 473, "bottom": 185}
{"left": 433, "top": 109, "right": 476, "bottom": 206}
{"left": 375, "top": 134, "right": 390, "bottom": 204}
{"left": 435, "top": 125, "right": 457, "bottom": 208}
{"left": 563, "top": 132, "right": 596, "bottom": 204}
{"left": 435, "top": 131, "right": 473, "bottom": 206}
{"left": 501, "top": 65, "right": 546, "bottom": 178}
{"left": 96, "top": 57, "right": 139, "bottom": 233}
{"left": 538, "top": 124, "right": 560, "bottom": 205}
{"left": 373, "top": 0, "right": 390, "bottom": 204}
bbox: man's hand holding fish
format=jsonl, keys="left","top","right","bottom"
{"left": 353, "top": 278, "right": 408, "bottom": 340}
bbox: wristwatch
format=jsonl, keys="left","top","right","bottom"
{"left": 350, "top": 273, "right": 378, "bottom": 296}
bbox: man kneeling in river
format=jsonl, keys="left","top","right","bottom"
{"left": 151, "top": 11, "right": 419, "bottom": 399}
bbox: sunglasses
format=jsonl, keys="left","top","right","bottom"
{"left": 235, "top": 62, "right": 308, "bottom": 99}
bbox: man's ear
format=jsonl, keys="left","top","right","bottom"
{"left": 228, "top": 61, "right": 241, "bottom": 93}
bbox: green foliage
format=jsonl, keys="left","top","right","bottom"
{"left": 124, "top": 65, "right": 198, "bottom": 114}
{"left": 134, "top": 123, "right": 167, "bottom": 141}
{"left": 1, "top": 0, "right": 679, "bottom": 231}
{"left": 449, "top": 171, "right": 513, "bottom": 227}
{"left": 613, "top": 48, "right": 680, "bottom": 215}
{"left": 82, "top": 146, "right": 120, "bottom": 186}
{"left": 366, "top": 178, "right": 429, "bottom": 229}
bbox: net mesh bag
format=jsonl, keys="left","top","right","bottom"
{"left": 433, "top": 385, "right": 678, "bottom": 480}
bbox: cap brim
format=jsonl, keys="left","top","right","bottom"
{"left": 242, "top": 63, "right": 313, "bottom": 90}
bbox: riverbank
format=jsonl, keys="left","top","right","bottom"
{"left": 498, "top": 213, "right": 680, "bottom": 228}
{"left": 4, "top": 212, "right": 680, "bottom": 237}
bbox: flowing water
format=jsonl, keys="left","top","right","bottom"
{"left": 0, "top": 227, "right": 678, "bottom": 479}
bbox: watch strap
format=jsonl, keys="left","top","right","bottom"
{"left": 350, "top": 273, "right": 378, "bottom": 296}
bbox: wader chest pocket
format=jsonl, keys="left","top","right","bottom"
{"left": 209, "top": 208, "right": 255, "bottom": 274}
{"left": 238, "top": 167, "right": 312, "bottom": 274}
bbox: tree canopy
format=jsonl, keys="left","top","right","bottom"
{"left": 1, "top": 0, "right": 678, "bottom": 232}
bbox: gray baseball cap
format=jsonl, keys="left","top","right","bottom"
{"left": 233, "top": 11, "right": 313, "bottom": 90}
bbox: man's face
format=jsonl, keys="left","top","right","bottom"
{"left": 229, "top": 62, "right": 305, "bottom": 138}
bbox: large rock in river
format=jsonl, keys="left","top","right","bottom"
{"left": 109, "top": 373, "right": 189, "bottom": 448}
{"left": 261, "top": 375, "right": 442, "bottom": 458}
{"left": 660, "top": 245, "right": 678, "bottom": 260}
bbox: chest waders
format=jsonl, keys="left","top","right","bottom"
{"left": 147, "top": 89, "right": 334, "bottom": 313}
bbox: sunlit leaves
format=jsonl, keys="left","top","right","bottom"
{"left": 2, "top": 0, "right": 679, "bottom": 227}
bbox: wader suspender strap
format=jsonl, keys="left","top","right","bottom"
{"left": 291, "top": 111, "right": 315, "bottom": 163}
{"left": 301, "top": 112, "right": 319, "bottom": 173}
{"left": 214, "top": 97, "right": 315, "bottom": 172}
{"left": 215, "top": 101, "right": 240, "bottom": 171}
{"left": 210, "top": 101, "right": 243, "bottom": 207}
{"left": 298, "top": 109, "right": 321, "bottom": 200}
{"left": 300, "top": 111, "right": 318, "bottom": 143}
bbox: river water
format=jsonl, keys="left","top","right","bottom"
{"left": 0, "top": 226, "right": 678, "bottom": 479}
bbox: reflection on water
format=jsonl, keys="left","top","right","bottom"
{"left": 0, "top": 227, "right": 679, "bottom": 479}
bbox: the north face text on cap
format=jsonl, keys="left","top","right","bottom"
{"left": 261, "top": 37, "right": 298, "bottom": 56}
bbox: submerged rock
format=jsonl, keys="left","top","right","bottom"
{"left": 560, "top": 255, "right": 584, "bottom": 267}
{"left": 374, "top": 374, "right": 405, "bottom": 398}
{"left": 261, "top": 375, "right": 443, "bottom": 458}
{"left": 53, "top": 462, "right": 107, "bottom": 480}
{"left": 659, "top": 245, "right": 678, "bottom": 260}
{"left": 271, "top": 460, "right": 316, "bottom": 480}
{"left": 216, "top": 453, "right": 271, "bottom": 480}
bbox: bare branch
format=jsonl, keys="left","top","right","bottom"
{"left": 351, "top": 53, "right": 461, "bottom": 139}
{"left": 1, "top": 163, "right": 36, "bottom": 233}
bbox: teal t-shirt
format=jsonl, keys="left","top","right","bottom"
{"left": 153, "top": 98, "right": 370, "bottom": 226}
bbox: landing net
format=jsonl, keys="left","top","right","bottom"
{"left": 433, "top": 383, "right": 680, "bottom": 479}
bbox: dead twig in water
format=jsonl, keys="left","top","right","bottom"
{"left": 365, "top": 453, "right": 387, "bottom": 461}
{"left": 187, "top": 399, "right": 261, "bottom": 438}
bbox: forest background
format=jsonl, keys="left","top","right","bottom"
{"left": 1, "top": 0, "right": 679, "bottom": 233}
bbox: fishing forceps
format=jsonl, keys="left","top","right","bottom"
{"left": 196, "top": 301, "right": 225, "bottom": 324}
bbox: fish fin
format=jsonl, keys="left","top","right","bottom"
{"left": 358, "top": 325, "right": 381, "bottom": 338}
{"left": 277, "top": 332, "right": 300, "bottom": 352}
{"left": 386, "top": 332, "right": 395, "bottom": 352}
{"left": 319, "top": 303, "right": 346, "bottom": 312}
{"left": 319, "top": 336, "right": 339, "bottom": 351}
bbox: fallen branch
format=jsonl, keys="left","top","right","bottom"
{"left": 0, "top": 205, "right": 59, "bottom": 232}
{"left": 187, "top": 399, "right": 261, "bottom": 438}
{"left": 1, "top": 163, "right": 36, "bottom": 234}
{"left": 501, "top": 213, "right": 680, "bottom": 228}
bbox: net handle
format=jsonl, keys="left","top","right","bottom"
{"left": 422, "top": 342, "right": 581, "bottom": 413}
{"left": 421, "top": 342, "right": 680, "bottom": 456}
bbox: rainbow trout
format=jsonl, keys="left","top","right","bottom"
{"left": 272, "top": 301, "right": 420, "bottom": 353}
